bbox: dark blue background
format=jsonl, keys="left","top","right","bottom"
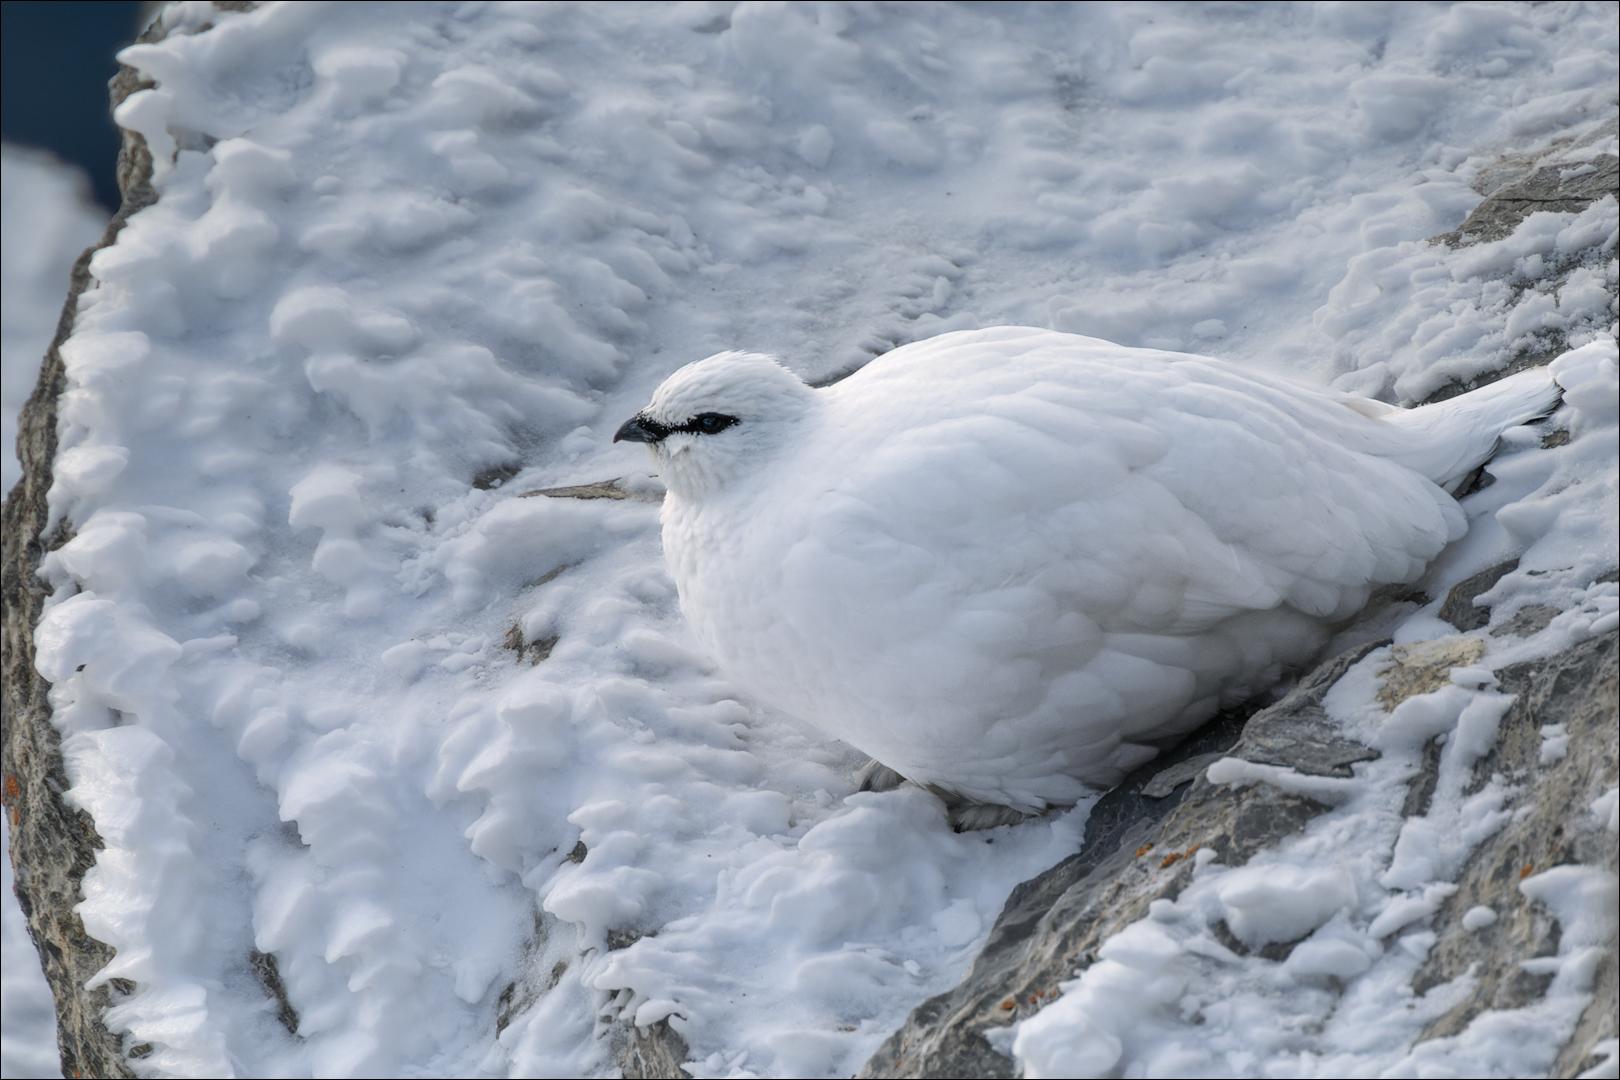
{"left": 2, "top": 1, "right": 151, "bottom": 211}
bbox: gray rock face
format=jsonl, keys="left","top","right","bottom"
{"left": 620, "top": 1018, "right": 695, "bottom": 1080}
{"left": 1414, "top": 633, "right": 1618, "bottom": 1070}
{"left": 854, "top": 642, "right": 1383, "bottom": 1079}
{"left": 1424, "top": 124, "right": 1619, "bottom": 405}
{"left": 1, "top": 12, "right": 170, "bottom": 1079}
{"left": 854, "top": 631, "right": 1618, "bottom": 1079}
{"left": 1433, "top": 144, "right": 1619, "bottom": 249}
{"left": 1439, "top": 560, "right": 1518, "bottom": 632}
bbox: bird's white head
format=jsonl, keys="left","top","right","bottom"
{"left": 615, "top": 351, "right": 816, "bottom": 500}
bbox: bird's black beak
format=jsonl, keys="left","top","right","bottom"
{"left": 614, "top": 413, "right": 667, "bottom": 444}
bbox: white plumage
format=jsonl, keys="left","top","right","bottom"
{"left": 615, "top": 327, "right": 1559, "bottom": 816}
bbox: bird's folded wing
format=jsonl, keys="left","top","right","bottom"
{"left": 818, "top": 340, "right": 1462, "bottom": 636}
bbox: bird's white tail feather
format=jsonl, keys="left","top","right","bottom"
{"left": 1382, "top": 368, "right": 1562, "bottom": 490}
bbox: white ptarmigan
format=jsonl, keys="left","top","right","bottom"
{"left": 615, "top": 327, "right": 1560, "bottom": 822}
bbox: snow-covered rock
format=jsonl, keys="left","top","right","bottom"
{"left": 3, "top": 3, "right": 1615, "bottom": 1078}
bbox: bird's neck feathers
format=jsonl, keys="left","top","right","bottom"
{"left": 657, "top": 439, "right": 757, "bottom": 502}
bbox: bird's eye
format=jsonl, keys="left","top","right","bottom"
{"left": 690, "top": 413, "right": 739, "bottom": 434}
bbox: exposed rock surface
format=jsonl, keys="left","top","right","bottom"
{"left": 853, "top": 630, "right": 1617, "bottom": 1079}
{"left": 854, "top": 642, "right": 1381, "bottom": 1079}
{"left": 1425, "top": 125, "right": 1619, "bottom": 403}
{"left": 1439, "top": 559, "right": 1519, "bottom": 632}
{"left": 0, "top": 11, "right": 178, "bottom": 1078}
{"left": 1411, "top": 634, "right": 1617, "bottom": 1048}
{"left": 620, "top": 1018, "right": 695, "bottom": 1080}
{"left": 1433, "top": 128, "right": 1618, "bottom": 249}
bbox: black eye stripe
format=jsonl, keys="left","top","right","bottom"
{"left": 636, "top": 415, "right": 672, "bottom": 439}
{"left": 674, "top": 412, "right": 740, "bottom": 435}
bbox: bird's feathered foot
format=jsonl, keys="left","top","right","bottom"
{"left": 858, "top": 759, "right": 1035, "bottom": 830}
{"left": 936, "top": 793, "right": 1036, "bottom": 832}
{"left": 857, "top": 759, "right": 908, "bottom": 792}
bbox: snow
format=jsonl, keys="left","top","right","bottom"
{"left": 1583, "top": 1038, "right": 1620, "bottom": 1080}
{"left": 1595, "top": 786, "right": 1620, "bottom": 834}
{"left": 7, "top": 1, "right": 1617, "bottom": 1077}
